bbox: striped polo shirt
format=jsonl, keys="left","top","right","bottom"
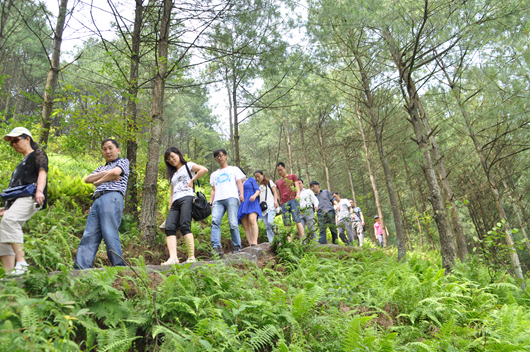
{"left": 92, "top": 157, "right": 129, "bottom": 196}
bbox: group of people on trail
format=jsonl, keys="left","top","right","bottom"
{"left": 0, "top": 128, "right": 387, "bottom": 275}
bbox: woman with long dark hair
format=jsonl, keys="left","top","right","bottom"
{"left": 162, "top": 147, "right": 208, "bottom": 264}
{"left": 0, "top": 127, "right": 48, "bottom": 276}
{"left": 237, "top": 167, "right": 262, "bottom": 246}
{"left": 254, "top": 170, "right": 278, "bottom": 242}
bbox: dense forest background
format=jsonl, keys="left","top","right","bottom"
{"left": 2, "top": 0, "right": 530, "bottom": 350}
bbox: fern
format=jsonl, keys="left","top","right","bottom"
{"left": 20, "top": 305, "right": 38, "bottom": 330}
{"left": 249, "top": 324, "right": 279, "bottom": 351}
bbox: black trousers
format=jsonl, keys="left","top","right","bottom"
{"left": 317, "top": 210, "right": 338, "bottom": 244}
{"left": 165, "top": 195, "right": 194, "bottom": 237}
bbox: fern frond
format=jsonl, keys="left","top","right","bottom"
{"left": 249, "top": 324, "right": 278, "bottom": 350}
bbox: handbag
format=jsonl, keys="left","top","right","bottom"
{"left": 1, "top": 183, "right": 36, "bottom": 201}
{"left": 185, "top": 163, "right": 211, "bottom": 221}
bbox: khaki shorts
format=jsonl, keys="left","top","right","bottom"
{"left": 0, "top": 197, "right": 39, "bottom": 256}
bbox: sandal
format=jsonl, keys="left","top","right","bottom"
{"left": 185, "top": 257, "right": 196, "bottom": 263}
{"left": 161, "top": 258, "right": 179, "bottom": 265}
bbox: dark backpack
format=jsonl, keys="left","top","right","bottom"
{"left": 185, "top": 163, "right": 211, "bottom": 221}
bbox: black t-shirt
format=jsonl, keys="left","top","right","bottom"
{"left": 8, "top": 149, "right": 49, "bottom": 209}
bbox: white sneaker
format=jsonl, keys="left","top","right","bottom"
{"left": 7, "top": 265, "right": 28, "bottom": 276}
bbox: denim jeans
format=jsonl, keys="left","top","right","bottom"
{"left": 75, "top": 192, "right": 125, "bottom": 269}
{"left": 317, "top": 210, "right": 338, "bottom": 244}
{"left": 262, "top": 209, "right": 277, "bottom": 242}
{"left": 281, "top": 198, "right": 302, "bottom": 226}
{"left": 299, "top": 209, "right": 317, "bottom": 242}
{"left": 211, "top": 197, "right": 241, "bottom": 249}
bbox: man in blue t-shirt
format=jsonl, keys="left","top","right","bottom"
{"left": 75, "top": 139, "right": 129, "bottom": 269}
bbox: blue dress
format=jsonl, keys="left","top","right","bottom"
{"left": 237, "top": 177, "right": 263, "bottom": 223}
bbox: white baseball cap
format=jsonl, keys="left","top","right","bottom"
{"left": 4, "top": 127, "right": 32, "bottom": 141}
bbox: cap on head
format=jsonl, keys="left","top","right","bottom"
{"left": 4, "top": 127, "right": 32, "bottom": 141}
{"left": 309, "top": 181, "right": 319, "bottom": 187}
{"left": 374, "top": 215, "right": 379, "bottom": 219}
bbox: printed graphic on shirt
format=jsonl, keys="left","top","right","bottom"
{"left": 215, "top": 172, "right": 232, "bottom": 185}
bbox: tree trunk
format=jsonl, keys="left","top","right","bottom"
{"left": 353, "top": 51, "right": 406, "bottom": 260}
{"left": 343, "top": 145, "right": 357, "bottom": 205}
{"left": 505, "top": 165, "right": 530, "bottom": 231}
{"left": 226, "top": 79, "right": 235, "bottom": 158}
{"left": 0, "top": 0, "right": 14, "bottom": 58}
{"left": 499, "top": 167, "right": 530, "bottom": 256}
{"left": 383, "top": 29, "right": 455, "bottom": 272}
{"left": 298, "top": 118, "right": 310, "bottom": 185}
{"left": 140, "top": 0, "right": 172, "bottom": 244}
{"left": 232, "top": 74, "right": 241, "bottom": 167}
{"left": 437, "top": 61, "right": 524, "bottom": 286}
{"left": 402, "top": 152, "right": 424, "bottom": 247}
{"left": 316, "top": 121, "right": 331, "bottom": 191}
{"left": 356, "top": 105, "right": 386, "bottom": 246}
{"left": 124, "top": 0, "right": 143, "bottom": 219}
{"left": 40, "top": 0, "right": 68, "bottom": 146}
{"left": 285, "top": 120, "right": 293, "bottom": 174}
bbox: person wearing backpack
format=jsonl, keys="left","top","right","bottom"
{"left": 349, "top": 199, "right": 365, "bottom": 246}
{"left": 298, "top": 178, "right": 319, "bottom": 242}
{"left": 0, "top": 127, "right": 48, "bottom": 276}
{"left": 254, "top": 170, "right": 279, "bottom": 242}
{"left": 160, "top": 147, "right": 208, "bottom": 265}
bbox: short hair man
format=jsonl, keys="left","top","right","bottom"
{"left": 209, "top": 149, "right": 244, "bottom": 257}
{"left": 309, "top": 181, "right": 338, "bottom": 244}
{"left": 298, "top": 178, "right": 319, "bottom": 242}
{"left": 349, "top": 199, "right": 365, "bottom": 246}
{"left": 275, "top": 162, "right": 304, "bottom": 239}
{"left": 333, "top": 192, "right": 354, "bottom": 245}
{"left": 75, "top": 139, "right": 129, "bottom": 269}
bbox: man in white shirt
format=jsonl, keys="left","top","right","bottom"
{"left": 209, "top": 149, "right": 245, "bottom": 257}
{"left": 349, "top": 199, "right": 365, "bottom": 246}
{"left": 297, "top": 178, "right": 319, "bottom": 242}
{"left": 333, "top": 192, "right": 354, "bottom": 245}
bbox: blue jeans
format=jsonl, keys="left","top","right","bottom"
{"left": 211, "top": 197, "right": 241, "bottom": 249}
{"left": 75, "top": 192, "right": 125, "bottom": 269}
{"left": 262, "top": 209, "right": 276, "bottom": 242}
{"left": 281, "top": 198, "right": 301, "bottom": 226}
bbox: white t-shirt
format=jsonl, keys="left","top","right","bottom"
{"left": 336, "top": 199, "right": 351, "bottom": 221}
{"left": 210, "top": 166, "right": 245, "bottom": 201}
{"left": 299, "top": 188, "right": 319, "bottom": 211}
{"left": 171, "top": 162, "right": 196, "bottom": 201}
{"left": 259, "top": 180, "right": 276, "bottom": 214}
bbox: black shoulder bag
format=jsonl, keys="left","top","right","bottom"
{"left": 185, "top": 163, "right": 211, "bottom": 221}
{"left": 259, "top": 181, "right": 274, "bottom": 212}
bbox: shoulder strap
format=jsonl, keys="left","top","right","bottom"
{"left": 184, "top": 163, "right": 199, "bottom": 192}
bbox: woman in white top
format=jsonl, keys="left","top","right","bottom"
{"left": 254, "top": 170, "right": 279, "bottom": 242}
{"left": 162, "top": 147, "right": 208, "bottom": 264}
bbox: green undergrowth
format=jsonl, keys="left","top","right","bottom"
{"left": 2, "top": 239, "right": 530, "bottom": 351}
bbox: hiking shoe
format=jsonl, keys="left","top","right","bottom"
{"left": 212, "top": 247, "right": 225, "bottom": 258}
{"left": 231, "top": 246, "right": 241, "bottom": 254}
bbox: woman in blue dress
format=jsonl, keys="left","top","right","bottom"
{"left": 237, "top": 167, "right": 262, "bottom": 246}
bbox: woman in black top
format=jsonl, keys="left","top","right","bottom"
{"left": 0, "top": 127, "right": 48, "bottom": 276}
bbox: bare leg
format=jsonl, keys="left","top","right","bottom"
{"left": 248, "top": 213, "right": 259, "bottom": 245}
{"left": 11, "top": 243, "right": 24, "bottom": 264}
{"left": 241, "top": 216, "right": 252, "bottom": 246}
{"left": 183, "top": 233, "right": 195, "bottom": 260}
{"left": 165, "top": 236, "right": 179, "bottom": 262}
{"left": 295, "top": 222, "right": 305, "bottom": 240}
{"left": 1, "top": 255, "right": 15, "bottom": 271}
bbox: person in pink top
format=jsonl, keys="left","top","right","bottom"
{"left": 275, "top": 162, "right": 304, "bottom": 239}
{"left": 374, "top": 215, "right": 384, "bottom": 248}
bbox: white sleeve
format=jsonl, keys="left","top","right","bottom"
{"left": 312, "top": 192, "right": 319, "bottom": 207}
{"left": 234, "top": 167, "right": 245, "bottom": 180}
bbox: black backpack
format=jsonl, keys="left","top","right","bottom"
{"left": 185, "top": 163, "right": 212, "bottom": 221}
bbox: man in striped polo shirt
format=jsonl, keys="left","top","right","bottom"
{"left": 74, "top": 139, "right": 129, "bottom": 269}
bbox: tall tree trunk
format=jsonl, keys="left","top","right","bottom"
{"left": 285, "top": 120, "right": 293, "bottom": 173}
{"left": 0, "top": 0, "right": 14, "bottom": 59}
{"left": 316, "top": 121, "right": 331, "bottom": 190}
{"left": 232, "top": 74, "right": 241, "bottom": 167}
{"left": 343, "top": 145, "right": 357, "bottom": 204}
{"left": 124, "top": 0, "right": 143, "bottom": 219}
{"left": 353, "top": 51, "right": 406, "bottom": 260}
{"left": 437, "top": 61, "right": 524, "bottom": 286}
{"left": 505, "top": 165, "right": 530, "bottom": 230}
{"left": 498, "top": 167, "right": 530, "bottom": 256}
{"left": 298, "top": 118, "right": 310, "bottom": 185}
{"left": 402, "top": 152, "right": 424, "bottom": 247}
{"left": 40, "top": 0, "right": 68, "bottom": 146}
{"left": 357, "top": 105, "right": 386, "bottom": 246}
{"left": 226, "top": 79, "right": 235, "bottom": 158}
{"left": 140, "top": 0, "right": 172, "bottom": 244}
{"left": 383, "top": 29, "right": 455, "bottom": 271}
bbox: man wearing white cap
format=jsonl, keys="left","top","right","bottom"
{"left": 0, "top": 127, "right": 48, "bottom": 276}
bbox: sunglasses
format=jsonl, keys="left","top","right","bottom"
{"left": 9, "top": 136, "right": 25, "bottom": 145}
